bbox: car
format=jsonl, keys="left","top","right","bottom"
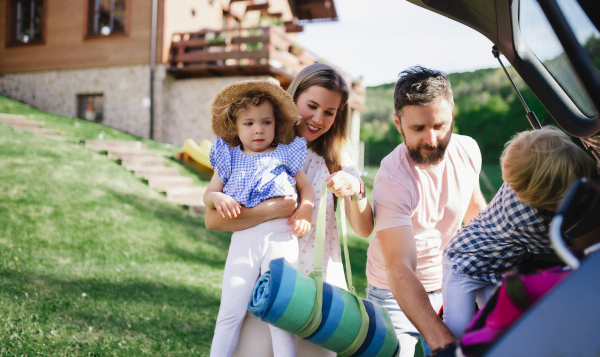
{"left": 407, "top": 0, "right": 599, "bottom": 355}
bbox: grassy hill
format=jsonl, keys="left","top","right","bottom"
{"left": 0, "top": 96, "right": 228, "bottom": 355}
{"left": 0, "top": 95, "right": 371, "bottom": 355}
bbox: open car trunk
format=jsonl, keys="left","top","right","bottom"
{"left": 405, "top": 1, "right": 600, "bottom": 355}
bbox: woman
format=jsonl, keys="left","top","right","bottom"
{"left": 205, "top": 63, "right": 374, "bottom": 356}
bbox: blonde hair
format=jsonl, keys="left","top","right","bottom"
{"left": 287, "top": 63, "right": 350, "bottom": 174}
{"left": 501, "top": 126, "right": 597, "bottom": 211}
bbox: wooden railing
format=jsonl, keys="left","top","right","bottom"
{"left": 167, "top": 26, "right": 317, "bottom": 87}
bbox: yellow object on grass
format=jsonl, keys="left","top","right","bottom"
{"left": 182, "top": 138, "right": 213, "bottom": 170}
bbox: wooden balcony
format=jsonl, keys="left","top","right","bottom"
{"left": 167, "top": 27, "right": 317, "bottom": 87}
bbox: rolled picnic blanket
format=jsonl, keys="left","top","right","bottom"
{"left": 248, "top": 258, "right": 400, "bottom": 357}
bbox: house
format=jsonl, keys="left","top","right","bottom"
{"left": 0, "top": 0, "right": 365, "bottom": 168}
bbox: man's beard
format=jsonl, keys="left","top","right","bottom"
{"left": 407, "top": 142, "right": 448, "bottom": 166}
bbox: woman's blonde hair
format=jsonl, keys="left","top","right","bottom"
{"left": 287, "top": 63, "right": 350, "bottom": 174}
{"left": 501, "top": 126, "right": 597, "bottom": 211}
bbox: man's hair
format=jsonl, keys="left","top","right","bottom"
{"left": 501, "top": 126, "right": 597, "bottom": 211}
{"left": 393, "top": 66, "right": 454, "bottom": 119}
{"left": 218, "top": 91, "right": 287, "bottom": 147}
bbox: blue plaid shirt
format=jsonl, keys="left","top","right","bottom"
{"left": 209, "top": 136, "right": 307, "bottom": 208}
{"left": 444, "top": 183, "right": 561, "bottom": 284}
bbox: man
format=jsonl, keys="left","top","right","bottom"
{"left": 365, "top": 66, "right": 487, "bottom": 357}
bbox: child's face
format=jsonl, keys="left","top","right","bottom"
{"left": 236, "top": 100, "right": 276, "bottom": 155}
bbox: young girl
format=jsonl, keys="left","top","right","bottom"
{"left": 204, "top": 80, "right": 314, "bottom": 357}
{"left": 442, "top": 126, "right": 597, "bottom": 339}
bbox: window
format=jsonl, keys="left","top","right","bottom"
{"left": 87, "top": 0, "right": 127, "bottom": 37}
{"left": 77, "top": 94, "right": 104, "bottom": 122}
{"left": 7, "top": 0, "right": 45, "bottom": 46}
{"left": 519, "top": 0, "right": 598, "bottom": 117}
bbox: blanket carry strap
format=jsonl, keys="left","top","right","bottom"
{"left": 295, "top": 183, "right": 370, "bottom": 353}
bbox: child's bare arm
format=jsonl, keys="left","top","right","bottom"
{"left": 288, "top": 170, "right": 314, "bottom": 236}
{"left": 203, "top": 169, "right": 241, "bottom": 218}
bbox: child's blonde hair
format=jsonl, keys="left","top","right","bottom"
{"left": 501, "top": 126, "right": 597, "bottom": 211}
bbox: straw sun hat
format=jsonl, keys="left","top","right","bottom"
{"left": 210, "top": 80, "right": 298, "bottom": 147}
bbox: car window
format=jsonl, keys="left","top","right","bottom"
{"left": 519, "top": 0, "right": 599, "bottom": 117}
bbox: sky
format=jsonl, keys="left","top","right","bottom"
{"left": 296, "top": 0, "right": 501, "bottom": 87}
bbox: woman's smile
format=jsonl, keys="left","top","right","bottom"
{"left": 295, "top": 86, "right": 341, "bottom": 143}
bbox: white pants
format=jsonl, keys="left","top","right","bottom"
{"left": 210, "top": 219, "right": 299, "bottom": 357}
{"left": 234, "top": 312, "right": 336, "bottom": 357}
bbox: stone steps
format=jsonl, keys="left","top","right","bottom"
{"left": 106, "top": 149, "right": 158, "bottom": 160}
{"left": 186, "top": 203, "right": 207, "bottom": 215}
{"left": 121, "top": 156, "right": 166, "bottom": 167}
{"left": 146, "top": 176, "right": 194, "bottom": 192}
{"left": 0, "top": 113, "right": 61, "bottom": 138}
{"left": 165, "top": 186, "right": 207, "bottom": 215}
{"left": 85, "top": 140, "right": 147, "bottom": 151}
{"left": 164, "top": 186, "right": 206, "bottom": 202}
{"left": 4, "top": 121, "right": 44, "bottom": 129}
{"left": 128, "top": 166, "right": 180, "bottom": 178}
{"left": 2, "top": 113, "right": 208, "bottom": 214}
{"left": 91, "top": 141, "right": 209, "bottom": 213}
{"left": 0, "top": 113, "right": 38, "bottom": 125}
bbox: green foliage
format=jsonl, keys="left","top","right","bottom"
{"left": 584, "top": 35, "right": 600, "bottom": 70}
{"left": 361, "top": 83, "right": 398, "bottom": 165}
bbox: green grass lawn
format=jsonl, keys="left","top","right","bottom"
{"left": 0, "top": 96, "right": 226, "bottom": 355}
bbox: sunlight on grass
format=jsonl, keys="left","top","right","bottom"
{"left": 0, "top": 97, "right": 220, "bottom": 355}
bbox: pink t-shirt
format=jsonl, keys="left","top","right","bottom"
{"left": 366, "top": 134, "right": 481, "bottom": 292}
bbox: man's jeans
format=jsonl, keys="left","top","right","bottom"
{"left": 366, "top": 284, "right": 443, "bottom": 357}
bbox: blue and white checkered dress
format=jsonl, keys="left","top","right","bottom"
{"left": 209, "top": 136, "right": 307, "bottom": 208}
{"left": 443, "top": 183, "right": 563, "bottom": 284}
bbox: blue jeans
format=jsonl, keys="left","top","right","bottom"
{"left": 366, "top": 284, "right": 443, "bottom": 357}
{"left": 441, "top": 258, "right": 497, "bottom": 339}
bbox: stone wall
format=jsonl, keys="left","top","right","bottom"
{"left": 0, "top": 65, "right": 153, "bottom": 138}
{"left": 160, "top": 75, "right": 271, "bottom": 145}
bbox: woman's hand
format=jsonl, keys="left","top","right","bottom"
{"left": 326, "top": 170, "right": 374, "bottom": 238}
{"left": 325, "top": 171, "right": 361, "bottom": 198}
{"left": 262, "top": 195, "right": 298, "bottom": 219}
